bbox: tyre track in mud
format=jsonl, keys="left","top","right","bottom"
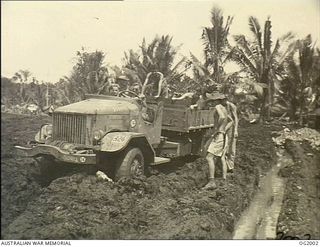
{"left": 1, "top": 114, "right": 276, "bottom": 239}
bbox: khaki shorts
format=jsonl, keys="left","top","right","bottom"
{"left": 207, "top": 132, "right": 227, "bottom": 157}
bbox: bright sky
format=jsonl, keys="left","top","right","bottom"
{"left": 1, "top": 0, "right": 319, "bottom": 83}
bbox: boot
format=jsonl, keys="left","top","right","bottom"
{"left": 203, "top": 178, "right": 217, "bottom": 190}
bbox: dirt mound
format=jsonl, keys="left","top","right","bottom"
{"left": 1, "top": 114, "right": 276, "bottom": 239}
{"left": 277, "top": 140, "right": 320, "bottom": 239}
{"left": 273, "top": 127, "right": 320, "bottom": 150}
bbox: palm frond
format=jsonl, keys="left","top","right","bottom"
{"left": 280, "top": 32, "right": 295, "bottom": 42}
{"left": 234, "top": 35, "right": 256, "bottom": 62}
{"left": 202, "top": 6, "right": 233, "bottom": 76}
{"left": 248, "top": 16, "right": 262, "bottom": 52}
{"left": 231, "top": 47, "right": 259, "bottom": 81}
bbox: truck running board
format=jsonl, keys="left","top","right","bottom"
{"left": 151, "top": 157, "right": 171, "bottom": 166}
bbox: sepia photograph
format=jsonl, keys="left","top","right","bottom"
{"left": 1, "top": 0, "right": 320, "bottom": 242}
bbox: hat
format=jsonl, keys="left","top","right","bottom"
{"left": 118, "top": 75, "right": 129, "bottom": 81}
{"left": 205, "top": 92, "right": 226, "bottom": 101}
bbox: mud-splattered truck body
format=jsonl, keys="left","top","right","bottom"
{"left": 15, "top": 94, "right": 216, "bottom": 180}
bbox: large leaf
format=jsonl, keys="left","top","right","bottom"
{"left": 248, "top": 16, "right": 262, "bottom": 53}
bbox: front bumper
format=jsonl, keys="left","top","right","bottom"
{"left": 15, "top": 144, "right": 96, "bottom": 165}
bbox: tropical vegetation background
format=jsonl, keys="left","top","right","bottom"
{"left": 1, "top": 6, "right": 319, "bottom": 123}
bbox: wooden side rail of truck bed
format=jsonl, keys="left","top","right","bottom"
{"left": 161, "top": 98, "right": 216, "bottom": 132}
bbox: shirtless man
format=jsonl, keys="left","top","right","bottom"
{"left": 203, "top": 93, "right": 233, "bottom": 190}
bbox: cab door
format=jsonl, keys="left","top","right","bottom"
{"left": 137, "top": 100, "right": 164, "bottom": 145}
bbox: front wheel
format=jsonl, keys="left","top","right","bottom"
{"left": 114, "top": 147, "right": 144, "bottom": 181}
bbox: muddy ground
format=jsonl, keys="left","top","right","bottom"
{"left": 277, "top": 140, "right": 320, "bottom": 239}
{"left": 1, "top": 113, "right": 51, "bottom": 232}
{"left": 0, "top": 113, "right": 282, "bottom": 239}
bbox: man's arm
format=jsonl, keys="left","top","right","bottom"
{"left": 173, "top": 92, "right": 194, "bottom": 100}
{"left": 225, "top": 120, "right": 233, "bottom": 133}
{"left": 231, "top": 103, "right": 239, "bottom": 137}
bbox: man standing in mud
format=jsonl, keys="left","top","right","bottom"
{"left": 203, "top": 93, "right": 233, "bottom": 190}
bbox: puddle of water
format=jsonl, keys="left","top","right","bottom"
{"left": 233, "top": 149, "right": 291, "bottom": 239}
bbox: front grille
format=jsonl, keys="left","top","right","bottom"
{"left": 53, "top": 113, "right": 87, "bottom": 144}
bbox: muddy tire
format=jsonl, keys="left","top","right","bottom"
{"left": 114, "top": 147, "right": 144, "bottom": 181}
{"left": 96, "top": 152, "right": 116, "bottom": 178}
{"left": 34, "top": 155, "right": 60, "bottom": 186}
{"left": 35, "top": 155, "right": 95, "bottom": 186}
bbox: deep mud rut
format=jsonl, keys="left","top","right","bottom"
{"left": 0, "top": 113, "right": 298, "bottom": 239}
{"left": 233, "top": 149, "right": 288, "bottom": 239}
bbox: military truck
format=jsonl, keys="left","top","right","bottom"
{"left": 15, "top": 79, "right": 217, "bottom": 180}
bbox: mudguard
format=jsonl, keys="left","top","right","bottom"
{"left": 99, "top": 132, "right": 155, "bottom": 164}
{"left": 100, "top": 132, "right": 150, "bottom": 152}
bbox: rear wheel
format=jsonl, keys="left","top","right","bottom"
{"left": 114, "top": 147, "right": 144, "bottom": 181}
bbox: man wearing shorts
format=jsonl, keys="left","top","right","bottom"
{"left": 203, "top": 93, "right": 233, "bottom": 190}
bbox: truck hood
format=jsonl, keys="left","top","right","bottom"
{"left": 54, "top": 98, "right": 138, "bottom": 114}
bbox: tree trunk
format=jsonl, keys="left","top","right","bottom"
{"left": 214, "top": 62, "right": 220, "bottom": 85}
{"left": 290, "top": 99, "right": 297, "bottom": 121}
{"left": 267, "top": 82, "right": 272, "bottom": 121}
{"left": 260, "top": 88, "right": 268, "bottom": 122}
{"left": 299, "top": 95, "right": 304, "bottom": 125}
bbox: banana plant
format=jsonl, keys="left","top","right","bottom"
{"left": 280, "top": 35, "right": 320, "bottom": 121}
{"left": 231, "top": 16, "right": 295, "bottom": 120}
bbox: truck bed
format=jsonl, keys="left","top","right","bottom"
{"left": 162, "top": 98, "right": 216, "bottom": 132}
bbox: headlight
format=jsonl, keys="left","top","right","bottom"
{"left": 41, "top": 124, "right": 53, "bottom": 138}
{"left": 46, "top": 125, "right": 53, "bottom": 136}
{"left": 35, "top": 124, "right": 52, "bottom": 142}
{"left": 93, "top": 130, "right": 104, "bottom": 141}
{"left": 130, "top": 119, "right": 137, "bottom": 128}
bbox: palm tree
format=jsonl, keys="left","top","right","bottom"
{"left": 12, "top": 70, "right": 31, "bottom": 83}
{"left": 186, "top": 6, "right": 235, "bottom": 95}
{"left": 201, "top": 6, "right": 234, "bottom": 86}
{"left": 58, "top": 49, "right": 111, "bottom": 103}
{"left": 12, "top": 69, "right": 32, "bottom": 104}
{"left": 188, "top": 52, "right": 242, "bottom": 97}
{"left": 231, "top": 16, "right": 295, "bottom": 120}
{"left": 186, "top": 53, "right": 216, "bottom": 92}
{"left": 122, "top": 35, "right": 187, "bottom": 89}
{"left": 281, "top": 35, "right": 320, "bottom": 121}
